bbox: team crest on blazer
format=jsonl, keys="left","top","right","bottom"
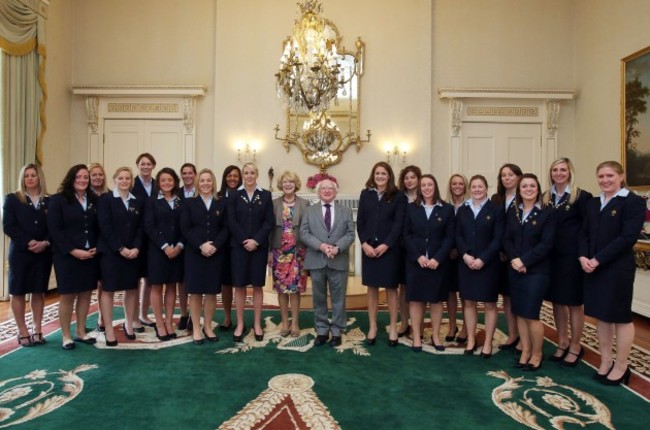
{"left": 611, "top": 209, "right": 617, "bottom": 216}
{"left": 486, "top": 215, "right": 491, "bottom": 220}
{"left": 127, "top": 206, "right": 138, "bottom": 215}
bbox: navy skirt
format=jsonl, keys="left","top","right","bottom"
{"left": 509, "top": 271, "right": 549, "bottom": 320}
{"left": 8, "top": 249, "right": 52, "bottom": 295}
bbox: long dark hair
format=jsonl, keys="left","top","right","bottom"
{"left": 398, "top": 165, "right": 422, "bottom": 192}
{"left": 364, "top": 161, "right": 399, "bottom": 201}
{"left": 58, "top": 164, "right": 96, "bottom": 205}
{"left": 415, "top": 174, "right": 441, "bottom": 206}
{"left": 218, "top": 165, "right": 242, "bottom": 198}
{"left": 492, "top": 163, "right": 523, "bottom": 205}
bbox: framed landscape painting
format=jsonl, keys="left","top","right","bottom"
{"left": 622, "top": 45, "right": 650, "bottom": 190}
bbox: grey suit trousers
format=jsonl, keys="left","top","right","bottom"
{"left": 310, "top": 266, "right": 348, "bottom": 336}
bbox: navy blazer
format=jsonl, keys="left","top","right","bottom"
{"left": 227, "top": 188, "right": 274, "bottom": 247}
{"left": 579, "top": 192, "right": 646, "bottom": 270}
{"left": 357, "top": 189, "right": 406, "bottom": 248}
{"left": 547, "top": 189, "right": 592, "bottom": 256}
{"left": 145, "top": 196, "right": 185, "bottom": 249}
{"left": 455, "top": 199, "right": 504, "bottom": 265}
{"left": 503, "top": 204, "right": 557, "bottom": 274}
{"left": 180, "top": 196, "right": 229, "bottom": 251}
{"left": 403, "top": 202, "right": 455, "bottom": 264}
{"left": 97, "top": 193, "right": 145, "bottom": 253}
{"left": 132, "top": 176, "right": 157, "bottom": 202}
{"left": 47, "top": 193, "right": 99, "bottom": 254}
{"left": 2, "top": 193, "right": 50, "bottom": 251}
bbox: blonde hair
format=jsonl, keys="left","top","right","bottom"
{"left": 88, "top": 162, "right": 109, "bottom": 194}
{"left": 112, "top": 166, "right": 134, "bottom": 189}
{"left": 16, "top": 163, "right": 47, "bottom": 203}
{"left": 542, "top": 157, "right": 581, "bottom": 205}
{"left": 242, "top": 162, "right": 259, "bottom": 176}
{"left": 276, "top": 170, "right": 302, "bottom": 192}
{"left": 197, "top": 168, "right": 219, "bottom": 199}
{"left": 446, "top": 173, "right": 468, "bottom": 205}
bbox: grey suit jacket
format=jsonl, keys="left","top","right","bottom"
{"left": 300, "top": 201, "right": 355, "bottom": 271}
{"left": 269, "top": 196, "right": 310, "bottom": 249}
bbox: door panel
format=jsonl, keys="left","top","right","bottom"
{"left": 103, "top": 119, "right": 185, "bottom": 181}
{"left": 461, "top": 122, "right": 542, "bottom": 194}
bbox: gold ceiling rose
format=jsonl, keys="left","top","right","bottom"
{"left": 275, "top": 0, "right": 341, "bottom": 114}
{"left": 274, "top": 0, "right": 370, "bottom": 172}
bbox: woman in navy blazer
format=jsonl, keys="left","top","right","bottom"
{"left": 2, "top": 163, "right": 53, "bottom": 347}
{"left": 228, "top": 162, "right": 274, "bottom": 342}
{"left": 48, "top": 164, "right": 99, "bottom": 350}
{"left": 216, "top": 165, "right": 243, "bottom": 331}
{"left": 145, "top": 168, "right": 185, "bottom": 341}
{"left": 542, "top": 158, "right": 592, "bottom": 366}
{"left": 88, "top": 162, "right": 109, "bottom": 331}
{"left": 132, "top": 152, "right": 157, "bottom": 328}
{"left": 456, "top": 175, "right": 504, "bottom": 357}
{"left": 403, "top": 174, "right": 455, "bottom": 352}
{"left": 180, "top": 168, "right": 229, "bottom": 344}
{"left": 174, "top": 162, "right": 197, "bottom": 330}
{"left": 357, "top": 161, "right": 406, "bottom": 345}
{"left": 503, "top": 173, "right": 557, "bottom": 371}
{"left": 579, "top": 161, "right": 646, "bottom": 385}
{"left": 97, "top": 167, "right": 145, "bottom": 346}
{"left": 491, "top": 163, "right": 523, "bottom": 350}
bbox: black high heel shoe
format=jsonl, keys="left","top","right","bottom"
{"left": 155, "top": 326, "right": 169, "bottom": 341}
{"left": 388, "top": 338, "right": 398, "bottom": 347}
{"left": 549, "top": 346, "right": 569, "bottom": 362}
{"left": 430, "top": 336, "right": 445, "bottom": 351}
{"left": 499, "top": 336, "right": 520, "bottom": 350}
{"left": 233, "top": 325, "right": 246, "bottom": 343}
{"left": 523, "top": 358, "right": 544, "bottom": 372}
{"left": 203, "top": 327, "right": 219, "bottom": 342}
{"left": 122, "top": 323, "right": 136, "bottom": 340}
{"left": 463, "top": 345, "right": 476, "bottom": 355}
{"left": 480, "top": 345, "right": 493, "bottom": 359}
{"left": 601, "top": 367, "right": 631, "bottom": 386}
{"left": 445, "top": 327, "right": 459, "bottom": 342}
{"left": 593, "top": 363, "right": 615, "bottom": 382}
{"left": 254, "top": 329, "right": 264, "bottom": 342}
{"left": 561, "top": 347, "right": 584, "bottom": 368}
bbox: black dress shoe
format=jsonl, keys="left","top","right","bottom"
{"left": 593, "top": 363, "right": 615, "bottom": 381}
{"left": 219, "top": 323, "right": 233, "bottom": 331}
{"left": 314, "top": 334, "right": 329, "bottom": 346}
{"left": 601, "top": 367, "right": 631, "bottom": 386}
{"left": 96, "top": 324, "right": 106, "bottom": 333}
{"left": 523, "top": 358, "right": 544, "bottom": 372}
{"left": 193, "top": 338, "right": 204, "bottom": 345}
{"left": 330, "top": 336, "right": 342, "bottom": 347}
{"left": 177, "top": 315, "right": 189, "bottom": 331}
{"left": 233, "top": 326, "right": 246, "bottom": 343}
{"left": 499, "top": 336, "right": 520, "bottom": 350}
{"left": 61, "top": 340, "right": 76, "bottom": 350}
{"left": 388, "top": 338, "right": 398, "bottom": 347}
{"left": 133, "top": 326, "right": 145, "bottom": 334}
{"left": 455, "top": 336, "right": 467, "bottom": 344}
{"left": 445, "top": 327, "right": 459, "bottom": 342}
{"left": 203, "top": 328, "right": 219, "bottom": 342}
{"left": 122, "top": 323, "right": 136, "bottom": 340}
{"left": 155, "top": 327, "right": 169, "bottom": 341}
{"left": 139, "top": 318, "right": 156, "bottom": 327}
{"left": 464, "top": 346, "right": 476, "bottom": 355}
{"left": 561, "top": 347, "right": 584, "bottom": 368}
{"left": 366, "top": 337, "right": 376, "bottom": 346}
{"left": 549, "top": 346, "right": 569, "bottom": 362}
{"left": 105, "top": 338, "right": 118, "bottom": 347}
{"left": 254, "top": 327, "right": 264, "bottom": 342}
{"left": 74, "top": 336, "right": 97, "bottom": 345}
{"left": 411, "top": 345, "right": 422, "bottom": 352}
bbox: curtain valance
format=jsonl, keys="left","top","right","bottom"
{"left": 0, "top": 0, "right": 38, "bottom": 56}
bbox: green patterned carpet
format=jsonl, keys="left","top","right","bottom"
{"left": 0, "top": 310, "right": 648, "bottom": 429}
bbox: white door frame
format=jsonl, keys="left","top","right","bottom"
{"left": 71, "top": 85, "right": 206, "bottom": 165}
{"left": 438, "top": 88, "right": 574, "bottom": 190}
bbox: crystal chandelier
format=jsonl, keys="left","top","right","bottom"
{"left": 275, "top": 0, "right": 342, "bottom": 114}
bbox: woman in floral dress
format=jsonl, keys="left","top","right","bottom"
{"left": 270, "top": 171, "right": 310, "bottom": 337}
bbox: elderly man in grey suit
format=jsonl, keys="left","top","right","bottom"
{"left": 300, "top": 179, "right": 355, "bottom": 347}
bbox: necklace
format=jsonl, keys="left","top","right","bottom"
{"left": 282, "top": 196, "right": 296, "bottom": 204}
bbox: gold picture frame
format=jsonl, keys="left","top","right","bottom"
{"left": 622, "top": 45, "right": 650, "bottom": 190}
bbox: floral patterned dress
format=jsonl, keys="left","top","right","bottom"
{"left": 272, "top": 203, "right": 307, "bottom": 294}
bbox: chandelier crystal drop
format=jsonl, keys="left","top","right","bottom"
{"left": 275, "top": 0, "right": 342, "bottom": 114}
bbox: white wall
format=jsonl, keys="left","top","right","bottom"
{"left": 574, "top": 0, "right": 650, "bottom": 192}
{"left": 40, "top": 0, "right": 650, "bottom": 195}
